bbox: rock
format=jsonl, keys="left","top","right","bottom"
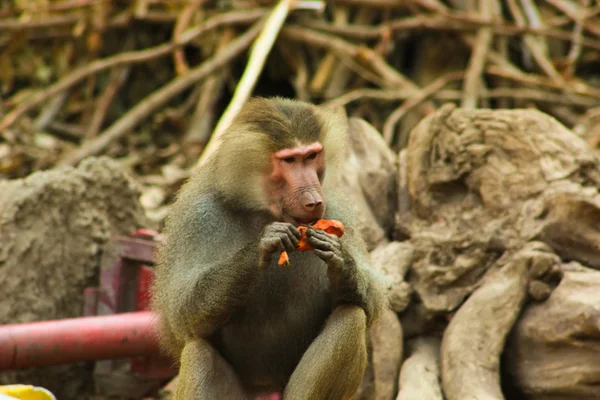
{"left": 369, "top": 308, "right": 403, "bottom": 400}
{"left": 370, "top": 242, "right": 414, "bottom": 313}
{"left": 354, "top": 309, "right": 404, "bottom": 400}
{"left": 402, "top": 105, "right": 600, "bottom": 315}
{"left": 0, "top": 157, "right": 148, "bottom": 400}
{"left": 505, "top": 263, "right": 600, "bottom": 400}
{"left": 348, "top": 118, "right": 398, "bottom": 234}
{"left": 395, "top": 104, "right": 600, "bottom": 400}
{"left": 341, "top": 117, "right": 398, "bottom": 250}
{"left": 440, "top": 242, "right": 561, "bottom": 400}
{"left": 396, "top": 337, "right": 443, "bottom": 400}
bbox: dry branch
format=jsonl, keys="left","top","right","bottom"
{"left": 324, "top": 8, "right": 377, "bottom": 99}
{"left": 324, "top": 85, "right": 600, "bottom": 110}
{"left": 57, "top": 21, "right": 265, "bottom": 167}
{"left": 322, "top": 88, "right": 417, "bottom": 109}
{"left": 33, "top": 92, "right": 69, "bottom": 132}
{"left": 0, "top": 9, "right": 267, "bottom": 133}
{"left": 383, "top": 72, "right": 463, "bottom": 145}
{"left": 461, "top": 0, "right": 496, "bottom": 109}
{"left": 282, "top": 26, "right": 417, "bottom": 90}
{"left": 309, "top": 5, "right": 349, "bottom": 96}
{"left": 301, "top": 15, "right": 600, "bottom": 51}
{"left": 172, "top": 2, "right": 202, "bottom": 76}
{"left": 199, "top": 0, "right": 301, "bottom": 167}
{"left": 507, "top": 0, "right": 566, "bottom": 86}
{"left": 545, "top": 0, "right": 600, "bottom": 38}
{"left": 0, "top": 15, "right": 80, "bottom": 30}
{"left": 332, "top": 0, "right": 418, "bottom": 7}
{"left": 565, "top": 18, "right": 584, "bottom": 78}
{"left": 486, "top": 66, "right": 600, "bottom": 97}
{"left": 185, "top": 29, "right": 235, "bottom": 146}
{"left": 86, "top": 65, "right": 131, "bottom": 139}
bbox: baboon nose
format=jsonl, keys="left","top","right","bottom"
{"left": 300, "top": 191, "right": 324, "bottom": 220}
{"left": 304, "top": 199, "right": 322, "bottom": 210}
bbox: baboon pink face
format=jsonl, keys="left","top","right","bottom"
{"left": 266, "top": 142, "right": 326, "bottom": 225}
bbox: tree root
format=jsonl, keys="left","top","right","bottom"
{"left": 396, "top": 337, "right": 443, "bottom": 400}
{"left": 440, "top": 242, "right": 561, "bottom": 400}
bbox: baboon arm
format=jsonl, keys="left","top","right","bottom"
{"left": 322, "top": 197, "right": 387, "bottom": 326}
{"left": 170, "top": 240, "right": 260, "bottom": 338}
{"left": 332, "top": 225, "right": 387, "bottom": 327}
{"left": 154, "top": 195, "right": 264, "bottom": 339}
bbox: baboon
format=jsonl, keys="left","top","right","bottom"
{"left": 151, "top": 97, "right": 386, "bottom": 399}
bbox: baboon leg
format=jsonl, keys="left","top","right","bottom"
{"left": 175, "top": 338, "right": 248, "bottom": 400}
{"left": 284, "top": 305, "right": 368, "bottom": 400}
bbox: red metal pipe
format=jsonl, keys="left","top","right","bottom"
{"left": 0, "top": 311, "right": 163, "bottom": 371}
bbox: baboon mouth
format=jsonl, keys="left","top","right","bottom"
{"left": 297, "top": 218, "right": 318, "bottom": 226}
{"left": 282, "top": 212, "right": 318, "bottom": 226}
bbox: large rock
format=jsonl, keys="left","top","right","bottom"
{"left": 396, "top": 337, "right": 443, "bottom": 400}
{"left": 399, "top": 105, "right": 600, "bottom": 398}
{"left": 370, "top": 241, "right": 413, "bottom": 313}
{"left": 505, "top": 263, "right": 600, "bottom": 400}
{"left": 353, "top": 308, "right": 404, "bottom": 400}
{"left": 0, "top": 157, "right": 148, "bottom": 400}
{"left": 341, "top": 117, "right": 398, "bottom": 250}
{"left": 403, "top": 105, "right": 600, "bottom": 316}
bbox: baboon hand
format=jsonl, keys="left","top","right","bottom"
{"left": 306, "top": 226, "right": 344, "bottom": 270}
{"left": 258, "top": 222, "right": 301, "bottom": 268}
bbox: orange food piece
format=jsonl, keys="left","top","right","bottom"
{"left": 278, "top": 219, "right": 345, "bottom": 267}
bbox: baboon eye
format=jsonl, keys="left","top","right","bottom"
{"left": 283, "top": 157, "right": 295, "bottom": 163}
{"left": 306, "top": 153, "right": 318, "bottom": 160}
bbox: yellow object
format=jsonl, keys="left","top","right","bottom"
{"left": 0, "top": 385, "right": 56, "bottom": 400}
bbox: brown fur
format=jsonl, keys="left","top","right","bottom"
{"left": 151, "top": 97, "right": 386, "bottom": 399}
